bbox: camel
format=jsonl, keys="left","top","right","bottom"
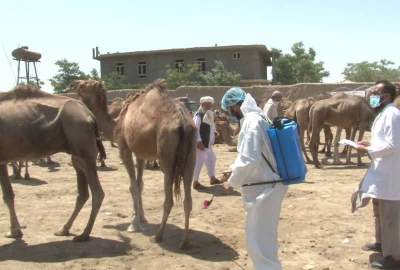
{"left": 214, "top": 109, "right": 234, "bottom": 146}
{"left": 108, "top": 97, "right": 124, "bottom": 119}
{"left": 70, "top": 79, "right": 196, "bottom": 249}
{"left": 309, "top": 94, "right": 374, "bottom": 168}
{"left": 284, "top": 97, "right": 335, "bottom": 163}
{"left": 0, "top": 84, "right": 105, "bottom": 241}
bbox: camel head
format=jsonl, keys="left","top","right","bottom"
{"left": 67, "top": 80, "right": 108, "bottom": 114}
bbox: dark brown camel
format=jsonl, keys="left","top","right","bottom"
{"left": 0, "top": 85, "right": 105, "bottom": 241}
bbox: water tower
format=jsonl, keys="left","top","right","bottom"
{"left": 11, "top": 46, "right": 42, "bottom": 87}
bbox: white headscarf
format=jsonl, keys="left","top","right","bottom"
{"left": 200, "top": 96, "right": 215, "bottom": 104}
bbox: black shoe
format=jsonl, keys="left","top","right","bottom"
{"left": 363, "top": 242, "right": 382, "bottom": 252}
{"left": 370, "top": 256, "right": 400, "bottom": 269}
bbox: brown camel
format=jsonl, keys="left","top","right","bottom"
{"left": 115, "top": 80, "right": 196, "bottom": 249}
{"left": 70, "top": 79, "right": 196, "bottom": 249}
{"left": 284, "top": 98, "right": 334, "bottom": 163}
{"left": 68, "top": 80, "right": 118, "bottom": 167}
{"left": 214, "top": 109, "right": 234, "bottom": 146}
{"left": 108, "top": 97, "right": 124, "bottom": 119}
{"left": 309, "top": 94, "right": 374, "bottom": 168}
{"left": 68, "top": 81, "right": 161, "bottom": 170}
{"left": 0, "top": 84, "right": 105, "bottom": 241}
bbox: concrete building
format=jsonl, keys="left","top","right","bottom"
{"left": 93, "top": 44, "right": 272, "bottom": 86}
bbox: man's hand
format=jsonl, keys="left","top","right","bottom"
{"left": 357, "top": 141, "right": 370, "bottom": 147}
{"left": 197, "top": 142, "right": 206, "bottom": 150}
{"left": 223, "top": 181, "right": 233, "bottom": 191}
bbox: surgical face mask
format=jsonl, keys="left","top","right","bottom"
{"left": 369, "top": 95, "right": 381, "bottom": 108}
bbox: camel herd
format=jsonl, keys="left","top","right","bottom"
{"left": 0, "top": 79, "right": 390, "bottom": 249}
{"left": 283, "top": 92, "right": 376, "bottom": 168}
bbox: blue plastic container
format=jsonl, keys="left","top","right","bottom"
{"left": 266, "top": 119, "right": 307, "bottom": 185}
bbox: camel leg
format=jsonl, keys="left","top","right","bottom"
{"left": 310, "top": 126, "right": 322, "bottom": 168}
{"left": 324, "top": 126, "right": 333, "bottom": 157}
{"left": 24, "top": 161, "right": 30, "bottom": 180}
{"left": 136, "top": 158, "right": 147, "bottom": 223}
{"left": 154, "top": 169, "right": 174, "bottom": 243}
{"left": 55, "top": 158, "right": 89, "bottom": 237}
{"left": 341, "top": 128, "right": 351, "bottom": 156}
{"left": 357, "top": 128, "right": 366, "bottom": 165}
{"left": 179, "top": 157, "right": 195, "bottom": 250}
{"left": 333, "top": 127, "right": 342, "bottom": 164}
{"left": 300, "top": 126, "right": 312, "bottom": 163}
{"left": 11, "top": 162, "right": 21, "bottom": 179}
{"left": 346, "top": 128, "right": 357, "bottom": 164}
{"left": 73, "top": 157, "right": 104, "bottom": 241}
{"left": 119, "top": 146, "right": 143, "bottom": 232}
{"left": 0, "top": 164, "right": 23, "bottom": 238}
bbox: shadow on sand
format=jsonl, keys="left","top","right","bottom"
{"left": 0, "top": 234, "right": 132, "bottom": 262}
{"left": 96, "top": 166, "right": 118, "bottom": 172}
{"left": 11, "top": 177, "right": 47, "bottom": 186}
{"left": 103, "top": 222, "right": 239, "bottom": 262}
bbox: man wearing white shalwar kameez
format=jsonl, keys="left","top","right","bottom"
{"left": 263, "top": 91, "right": 282, "bottom": 122}
{"left": 192, "top": 96, "right": 221, "bottom": 190}
{"left": 353, "top": 81, "right": 400, "bottom": 269}
{"left": 221, "top": 87, "right": 287, "bottom": 270}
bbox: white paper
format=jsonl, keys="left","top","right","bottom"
{"left": 339, "top": 139, "right": 358, "bottom": 148}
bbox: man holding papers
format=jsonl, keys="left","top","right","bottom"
{"left": 354, "top": 80, "right": 400, "bottom": 269}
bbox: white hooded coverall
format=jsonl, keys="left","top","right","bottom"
{"left": 227, "top": 94, "right": 288, "bottom": 270}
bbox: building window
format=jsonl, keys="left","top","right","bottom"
{"left": 138, "top": 62, "right": 147, "bottom": 78}
{"left": 197, "top": 58, "right": 206, "bottom": 72}
{"left": 115, "top": 63, "right": 125, "bottom": 75}
{"left": 175, "top": 60, "right": 185, "bottom": 73}
{"left": 233, "top": 52, "right": 241, "bottom": 60}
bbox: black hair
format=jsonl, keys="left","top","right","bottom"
{"left": 375, "top": 80, "right": 396, "bottom": 101}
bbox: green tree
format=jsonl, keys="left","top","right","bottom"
{"left": 50, "top": 59, "right": 88, "bottom": 93}
{"left": 199, "top": 61, "right": 241, "bottom": 86}
{"left": 165, "top": 60, "right": 241, "bottom": 89}
{"left": 165, "top": 64, "right": 201, "bottom": 89}
{"left": 101, "top": 71, "right": 141, "bottom": 90}
{"left": 272, "top": 42, "right": 329, "bottom": 84}
{"left": 342, "top": 60, "right": 400, "bottom": 82}
{"left": 88, "top": 68, "right": 100, "bottom": 80}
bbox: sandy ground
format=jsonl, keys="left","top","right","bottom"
{"left": 0, "top": 142, "right": 379, "bottom": 270}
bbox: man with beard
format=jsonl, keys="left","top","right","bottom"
{"left": 221, "top": 87, "right": 288, "bottom": 270}
{"left": 355, "top": 80, "right": 400, "bottom": 269}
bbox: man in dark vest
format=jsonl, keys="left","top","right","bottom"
{"left": 192, "top": 96, "right": 221, "bottom": 190}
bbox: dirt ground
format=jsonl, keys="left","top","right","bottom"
{"left": 0, "top": 142, "right": 379, "bottom": 270}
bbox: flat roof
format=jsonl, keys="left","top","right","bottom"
{"left": 94, "top": 44, "right": 270, "bottom": 60}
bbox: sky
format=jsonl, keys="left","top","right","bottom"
{"left": 1, "top": 0, "right": 399, "bottom": 92}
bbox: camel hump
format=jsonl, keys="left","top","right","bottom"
{"left": 146, "top": 79, "right": 167, "bottom": 93}
{"left": 0, "top": 84, "right": 51, "bottom": 101}
{"left": 67, "top": 79, "right": 105, "bottom": 94}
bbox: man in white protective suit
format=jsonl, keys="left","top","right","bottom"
{"left": 192, "top": 96, "right": 221, "bottom": 190}
{"left": 221, "top": 87, "right": 288, "bottom": 270}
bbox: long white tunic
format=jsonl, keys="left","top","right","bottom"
{"left": 361, "top": 103, "right": 400, "bottom": 201}
{"left": 193, "top": 111, "right": 216, "bottom": 181}
{"left": 227, "top": 94, "right": 287, "bottom": 270}
{"left": 263, "top": 98, "right": 279, "bottom": 122}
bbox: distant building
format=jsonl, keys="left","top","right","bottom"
{"left": 93, "top": 44, "right": 272, "bottom": 86}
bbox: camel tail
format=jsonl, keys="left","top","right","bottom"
{"left": 173, "top": 123, "right": 195, "bottom": 201}
{"left": 94, "top": 120, "right": 107, "bottom": 160}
